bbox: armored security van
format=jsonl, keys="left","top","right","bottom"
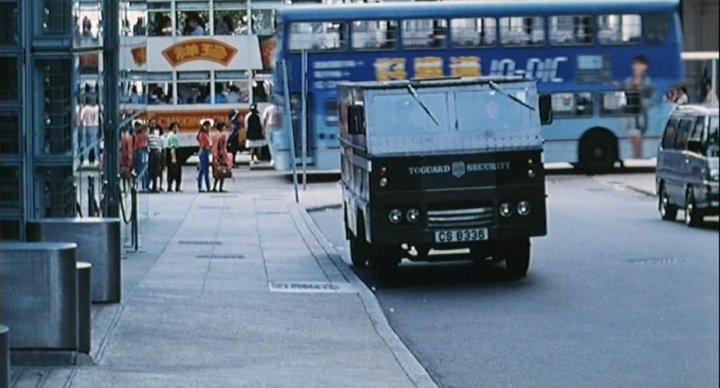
{"left": 338, "top": 77, "right": 553, "bottom": 279}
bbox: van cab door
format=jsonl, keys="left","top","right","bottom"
{"left": 684, "top": 116, "right": 708, "bottom": 186}
{"left": 668, "top": 119, "right": 692, "bottom": 200}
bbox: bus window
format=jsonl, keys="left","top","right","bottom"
{"left": 289, "top": 22, "right": 347, "bottom": 51}
{"left": 146, "top": 72, "right": 172, "bottom": 105}
{"left": 402, "top": 19, "right": 447, "bottom": 49}
{"left": 600, "top": 91, "right": 628, "bottom": 115}
{"left": 216, "top": 70, "right": 250, "bottom": 104}
{"left": 213, "top": 1, "right": 247, "bottom": 35}
{"left": 499, "top": 17, "right": 544, "bottom": 46}
{"left": 121, "top": 2, "right": 147, "bottom": 37}
{"left": 450, "top": 18, "right": 497, "bottom": 47}
{"left": 549, "top": 15, "right": 593, "bottom": 45}
{"left": 597, "top": 14, "right": 641, "bottom": 44}
{"left": 644, "top": 14, "right": 668, "bottom": 44}
{"left": 177, "top": 71, "right": 210, "bottom": 104}
{"left": 148, "top": 2, "right": 172, "bottom": 37}
{"left": 661, "top": 119, "right": 677, "bottom": 149}
{"left": 177, "top": 2, "right": 208, "bottom": 37}
{"left": 252, "top": 9, "right": 276, "bottom": 36}
{"left": 352, "top": 20, "right": 398, "bottom": 50}
{"left": 551, "top": 92, "right": 593, "bottom": 117}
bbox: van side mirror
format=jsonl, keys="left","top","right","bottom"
{"left": 348, "top": 105, "right": 365, "bottom": 135}
{"left": 539, "top": 94, "right": 553, "bottom": 125}
{"left": 687, "top": 139, "right": 703, "bottom": 154}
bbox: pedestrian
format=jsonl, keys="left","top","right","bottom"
{"left": 620, "top": 55, "right": 656, "bottom": 159}
{"left": 120, "top": 125, "right": 135, "bottom": 192}
{"left": 261, "top": 103, "right": 277, "bottom": 166}
{"left": 159, "top": 124, "right": 168, "bottom": 191}
{"left": 227, "top": 109, "right": 241, "bottom": 167}
{"left": 702, "top": 78, "right": 719, "bottom": 104}
{"left": 211, "top": 121, "right": 230, "bottom": 192}
{"left": 166, "top": 122, "right": 182, "bottom": 192}
{"left": 245, "top": 103, "right": 266, "bottom": 166}
{"left": 147, "top": 120, "right": 163, "bottom": 192}
{"left": 673, "top": 86, "right": 689, "bottom": 104}
{"left": 79, "top": 95, "right": 100, "bottom": 166}
{"left": 133, "top": 124, "right": 149, "bottom": 192}
{"left": 196, "top": 120, "right": 212, "bottom": 192}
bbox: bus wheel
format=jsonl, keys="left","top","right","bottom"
{"left": 684, "top": 188, "right": 703, "bottom": 227}
{"left": 658, "top": 183, "right": 677, "bottom": 221}
{"left": 580, "top": 131, "right": 617, "bottom": 173}
{"left": 499, "top": 238, "right": 531, "bottom": 279}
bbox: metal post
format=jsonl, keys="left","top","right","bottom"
{"left": 103, "top": 0, "right": 120, "bottom": 218}
{"left": 0, "top": 325, "right": 8, "bottom": 388}
{"left": 88, "top": 175, "right": 96, "bottom": 217}
{"left": 282, "top": 60, "right": 300, "bottom": 203}
{"left": 301, "top": 50, "right": 308, "bottom": 190}
{"left": 131, "top": 183, "right": 138, "bottom": 252}
{"left": 76, "top": 262, "right": 92, "bottom": 354}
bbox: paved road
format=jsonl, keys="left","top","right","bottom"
{"left": 310, "top": 172, "right": 719, "bottom": 388}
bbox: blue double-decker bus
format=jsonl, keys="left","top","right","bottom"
{"left": 268, "top": 0, "right": 683, "bottom": 172}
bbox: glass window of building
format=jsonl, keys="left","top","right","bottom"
{"left": 0, "top": 2, "right": 18, "bottom": 45}
{"left": 35, "top": 166, "right": 75, "bottom": 217}
{"left": 42, "top": 0, "right": 72, "bottom": 35}
{"left": 0, "top": 219, "right": 21, "bottom": 241}
{"left": 352, "top": 20, "right": 397, "bottom": 50}
{"left": 499, "top": 16, "right": 544, "bottom": 46}
{"left": 148, "top": 2, "right": 172, "bottom": 36}
{"left": 214, "top": 1, "right": 247, "bottom": 35}
{"left": 402, "top": 19, "right": 447, "bottom": 48}
{"left": 549, "top": 15, "right": 593, "bottom": 45}
{"left": 251, "top": 9, "right": 275, "bottom": 36}
{"left": 177, "top": 71, "right": 210, "bottom": 104}
{"left": 215, "top": 70, "right": 249, "bottom": 104}
{"left": 36, "top": 59, "right": 73, "bottom": 155}
{"left": 177, "top": 2, "right": 209, "bottom": 37}
{"left": 597, "top": 14, "right": 641, "bottom": 44}
{"left": 451, "top": 18, "right": 497, "bottom": 48}
{"left": 73, "top": 1, "right": 103, "bottom": 46}
{"left": 121, "top": 1, "right": 147, "bottom": 37}
{"left": 0, "top": 56, "right": 18, "bottom": 100}
{"left": 0, "top": 166, "right": 21, "bottom": 211}
{"left": 147, "top": 72, "right": 173, "bottom": 104}
{"left": 289, "top": 22, "right": 347, "bottom": 51}
{"left": 0, "top": 111, "right": 20, "bottom": 155}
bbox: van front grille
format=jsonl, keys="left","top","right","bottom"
{"left": 426, "top": 206, "right": 494, "bottom": 228}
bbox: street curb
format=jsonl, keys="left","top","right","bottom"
{"left": 623, "top": 184, "right": 656, "bottom": 198}
{"left": 297, "top": 204, "right": 438, "bottom": 388}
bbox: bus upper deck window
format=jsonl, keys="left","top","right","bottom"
{"left": 451, "top": 18, "right": 497, "bottom": 47}
{"left": 402, "top": 19, "right": 447, "bottom": 49}
{"left": 177, "top": 2, "right": 209, "bottom": 37}
{"left": 644, "top": 14, "right": 668, "bottom": 44}
{"left": 148, "top": 2, "right": 172, "bottom": 37}
{"left": 352, "top": 20, "right": 398, "bottom": 50}
{"left": 499, "top": 17, "right": 544, "bottom": 46}
{"left": 597, "top": 14, "right": 641, "bottom": 45}
{"left": 289, "top": 22, "right": 347, "bottom": 51}
{"left": 549, "top": 15, "right": 593, "bottom": 45}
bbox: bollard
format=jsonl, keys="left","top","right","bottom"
{"left": 1, "top": 325, "right": 9, "bottom": 388}
{"left": 76, "top": 262, "right": 92, "bottom": 354}
{"left": 131, "top": 184, "right": 139, "bottom": 251}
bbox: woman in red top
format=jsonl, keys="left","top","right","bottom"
{"left": 196, "top": 120, "right": 212, "bottom": 192}
{"left": 120, "top": 126, "right": 135, "bottom": 192}
{"left": 133, "top": 124, "right": 149, "bottom": 191}
{"left": 211, "top": 121, "right": 229, "bottom": 192}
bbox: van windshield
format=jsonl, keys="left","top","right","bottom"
{"left": 708, "top": 116, "right": 718, "bottom": 157}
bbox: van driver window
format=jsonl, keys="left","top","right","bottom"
{"left": 662, "top": 119, "right": 677, "bottom": 149}
{"left": 673, "top": 119, "right": 692, "bottom": 150}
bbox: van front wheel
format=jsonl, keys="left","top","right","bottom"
{"left": 659, "top": 184, "right": 678, "bottom": 221}
{"left": 499, "top": 239, "right": 531, "bottom": 279}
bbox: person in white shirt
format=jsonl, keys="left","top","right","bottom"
{"left": 79, "top": 96, "right": 100, "bottom": 165}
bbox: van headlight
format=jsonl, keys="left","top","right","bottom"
{"left": 406, "top": 208, "right": 421, "bottom": 223}
{"left": 517, "top": 201, "right": 531, "bottom": 216}
{"left": 388, "top": 209, "right": 403, "bottom": 224}
{"left": 499, "top": 202, "right": 514, "bottom": 218}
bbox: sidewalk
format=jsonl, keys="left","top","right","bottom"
{"left": 10, "top": 167, "right": 432, "bottom": 388}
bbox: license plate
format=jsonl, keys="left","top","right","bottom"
{"left": 434, "top": 228, "right": 488, "bottom": 243}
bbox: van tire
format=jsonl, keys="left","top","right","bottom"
{"left": 373, "top": 247, "right": 400, "bottom": 285}
{"left": 579, "top": 131, "right": 617, "bottom": 173}
{"left": 500, "top": 238, "right": 531, "bottom": 279}
{"left": 658, "top": 184, "right": 678, "bottom": 221}
{"left": 684, "top": 188, "right": 702, "bottom": 227}
{"left": 349, "top": 216, "right": 371, "bottom": 268}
